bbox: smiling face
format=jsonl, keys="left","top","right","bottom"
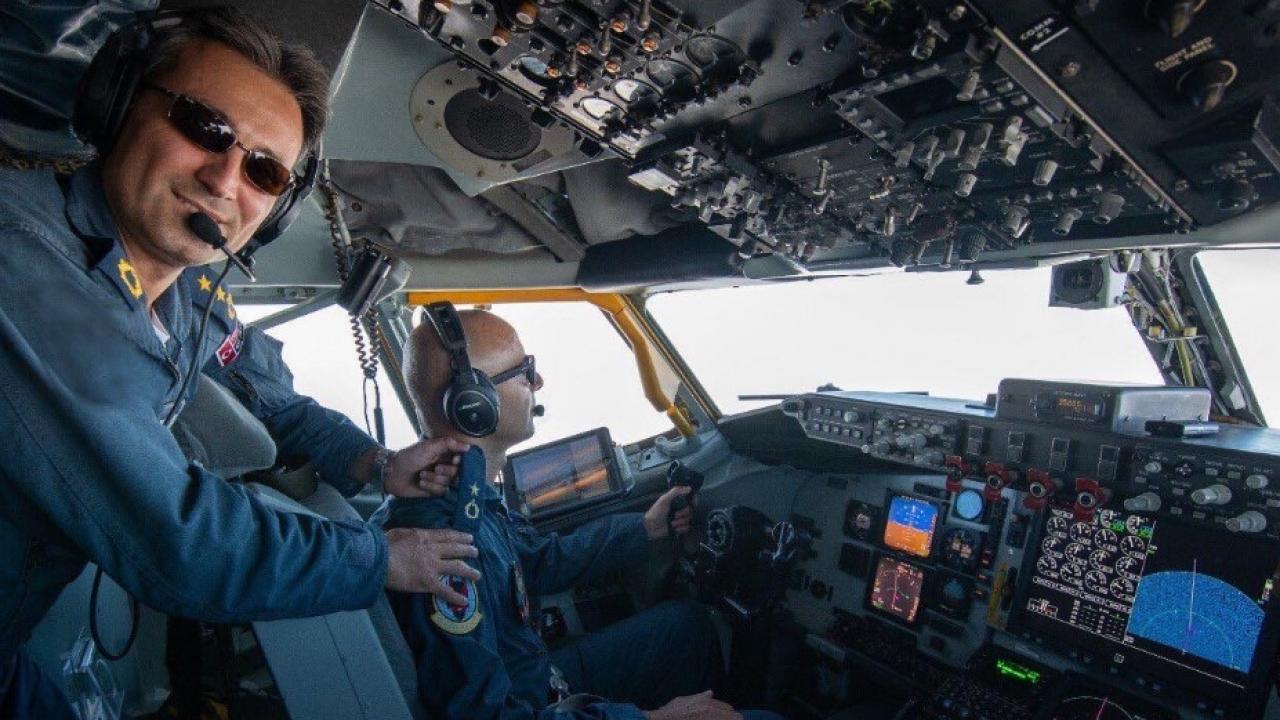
{"left": 101, "top": 39, "right": 304, "bottom": 273}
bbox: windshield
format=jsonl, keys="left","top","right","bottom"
{"left": 647, "top": 268, "right": 1163, "bottom": 416}
{"left": 1196, "top": 249, "right": 1280, "bottom": 424}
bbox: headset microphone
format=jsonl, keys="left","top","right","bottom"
{"left": 186, "top": 212, "right": 255, "bottom": 281}
{"left": 532, "top": 405, "right": 545, "bottom": 417}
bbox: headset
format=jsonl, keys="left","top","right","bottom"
{"left": 422, "top": 302, "right": 502, "bottom": 438}
{"left": 71, "top": 8, "right": 319, "bottom": 259}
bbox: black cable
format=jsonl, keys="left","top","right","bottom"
{"left": 89, "top": 567, "right": 140, "bottom": 661}
{"left": 163, "top": 259, "right": 234, "bottom": 427}
{"left": 324, "top": 179, "right": 385, "bottom": 444}
{"left": 91, "top": 259, "right": 234, "bottom": 661}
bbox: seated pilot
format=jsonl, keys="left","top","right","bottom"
{"left": 379, "top": 303, "right": 785, "bottom": 720}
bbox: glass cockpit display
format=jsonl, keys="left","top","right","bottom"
{"left": 882, "top": 494, "right": 941, "bottom": 558}
{"left": 503, "top": 428, "right": 623, "bottom": 515}
{"left": 1022, "top": 506, "right": 1280, "bottom": 704}
{"left": 869, "top": 556, "right": 925, "bottom": 624}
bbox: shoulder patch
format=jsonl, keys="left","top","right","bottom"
{"left": 215, "top": 323, "right": 244, "bottom": 366}
{"left": 430, "top": 575, "right": 483, "bottom": 635}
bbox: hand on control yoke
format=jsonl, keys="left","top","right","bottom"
{"left": 645, "top": 486, "right": 694, "bottom": 539}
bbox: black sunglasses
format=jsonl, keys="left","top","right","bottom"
{"left": 491, "top": 355, "right": 536, "bottom": 385}
{"left": 144, "top": 83, "right": 298, "bottom": 197}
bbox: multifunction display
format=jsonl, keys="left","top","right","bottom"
{"left": 1023, "top": 506, "right": 1280, "bottom": 701}
{"left": 869, "top": 556, "right": 925, "bottom": 624}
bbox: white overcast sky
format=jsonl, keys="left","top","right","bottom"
{"left": 242, "top": 248, "right": 1280, "bottom": 454}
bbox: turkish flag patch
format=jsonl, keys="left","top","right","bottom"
{"left": 216, "top": 324, "right": 244, "bottom": 366}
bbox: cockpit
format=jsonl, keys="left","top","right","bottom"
{"left": 5, "top": 0, "right": 1280, "bottom": 719}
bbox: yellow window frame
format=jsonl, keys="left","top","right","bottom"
{"left": 405, "top": 289, "right": 700, "bottom": 437}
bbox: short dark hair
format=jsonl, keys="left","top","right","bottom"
{"left": 143, "top": 6, "right": 329, "bottom": 157}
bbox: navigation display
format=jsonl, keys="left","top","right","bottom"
{"left": 869, "top": 556, "right": 925, "bottom": 623}
{"left": 882, "top": 495, "right": 940, "bottom": 557}
{"left": 1022, "top": 506, "right": 1280, "bottom": 702}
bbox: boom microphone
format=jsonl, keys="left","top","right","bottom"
{"left": 187, "top": 212, "right": 255, "bottom": 281}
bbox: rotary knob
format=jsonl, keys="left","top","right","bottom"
{"left": 1246, "top": 474, "right": 1270, "bottom": 490}
{"left": 1123, "top": 492, "right": 1163, "bottom": 512}
{"left": 1143, "top": 461, "right": 1163, "bottom": 475}
{"left": 1191, "top": 484, "right": 1233, "bottom": 506}
{"left": 1226, "top": 511, "right": 1268, "bottom": 533}
{"left": 842, "top": 410, "right": 860, "bottom": 423}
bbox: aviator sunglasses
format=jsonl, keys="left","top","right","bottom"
{"left": 491, "top": 355, "right": 537, "bottom": 385}
{"left": 144, "top": 82, "right": 298, "bottom": 196}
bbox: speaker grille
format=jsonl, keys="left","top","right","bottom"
{"left": 443, "top": 88, "right": 541, "bottom": 161}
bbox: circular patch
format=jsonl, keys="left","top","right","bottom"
{"left": 430, "top": 574, "right": 483, "bottom": 635}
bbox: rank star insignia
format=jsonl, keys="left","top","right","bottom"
{"left": 215, "top": 287, "right": 227, "bottom": 302}
{"left": 197, "top": 275, "right": 212, "bottom": 292}
{"left": 117, "top": 258, "right": 144, "bottom": 299}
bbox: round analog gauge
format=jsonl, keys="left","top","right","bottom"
{"left": 1125, "top": 515, "right": 1147, "bottom": 535}
{"left": 1094, "top": 528, "right": 1119, "bottom": 549}
{"left": 1115, "top": 555, "right": 1142, "bottom": 580}
{"left": 953, "top": 488, "right": 984, "bottom": 521}
{"left": 1085, "top": 570, "right": 1109, "bottom": 594}
{"left": 645, "top": 59, "right": 698, "bottom": 101}
{"left": 1048, "top": 515, "right": 1069, "bottom": 533}
{"left": 516, "top": 55, "right": 557, "bottom": 86}
{"left": 611, "top": 78, "right": 659, "bottom": 107}
{"left": 1109, "top": 576, "right": 1136, "bottom": 598}
{"left": 1089, "top": 548, "right": 1115, "bottom": 571}
{"left": 1121, "top": 535, "right": 1147, "bottom": 558}
{"left": 1041, "top": 535, "right": 1064, "bottom": 555}
{"left": 1037, "top": 555, "right": 1060, "bottom": 577}
{"left": 1065, "top": 542, "right": 1090, "bottom": 564}
{"left": 1070, "top": 522, "right": 1094, "bottom": 542}
{"left": 579, "top": 96, "right": 623, "bottom": 121}
{"left": 1060, "top": 562, "right": 1085, "bottom": 584}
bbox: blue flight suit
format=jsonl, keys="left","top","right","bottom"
{"left": 0, "top": 165, "right": 386, "bottom": 715}
{"left": 382, "top": 448, "right": 786, "bottom": 720}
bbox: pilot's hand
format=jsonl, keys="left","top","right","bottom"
{"left": 643, "top": 690, "right": 741, "bottom": 720}
{"left": 643, "top": 486, "right": 694, "bottom": 540}
{"left": 384, "top": 437, "right": 472, "bottom": 498}
{"left": 384, "top": 528, "right": 481, "bottom": 604}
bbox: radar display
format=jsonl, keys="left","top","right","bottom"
{"left": 1023, "top": 506, "right": 1280, "bottom": 701}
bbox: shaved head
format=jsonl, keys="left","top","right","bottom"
{"left": 405, "top": 309, "right": 541, "bottom": 449}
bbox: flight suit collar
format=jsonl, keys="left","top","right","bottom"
{"left": 63, "top": 164, "right": 147, "bottom": 310}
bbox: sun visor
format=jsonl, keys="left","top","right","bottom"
{"left": 326, "top": 160, "right": 542, "bottom": 256}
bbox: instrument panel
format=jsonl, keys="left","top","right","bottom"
{"left": 721, "top": 379, "right": 1280, "bottom": 719}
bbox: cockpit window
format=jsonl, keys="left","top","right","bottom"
{"left": 1196, "top": 249, "right": 1280, "bottom": 424}
{"left": 456, "top": 302, "right": 675, "bottom": 450}
{"left": 238, "top": 304, "right": 419, "bottom": 448}
{"left": 647, "top": 268, "right": 1163, "bottom": 416}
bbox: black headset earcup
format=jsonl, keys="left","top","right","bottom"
{"left": 249, "top": 153, "right": 319, "bottom": 248}
{"left": 444, "top": 370, "right": 501, "bottom": 438}
{"left": 73, "top": 19, "right": 150, "bottom": 153}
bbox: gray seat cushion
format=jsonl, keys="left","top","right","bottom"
{"left": 171, "top": 374, "right": 276, "bottom": 480}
